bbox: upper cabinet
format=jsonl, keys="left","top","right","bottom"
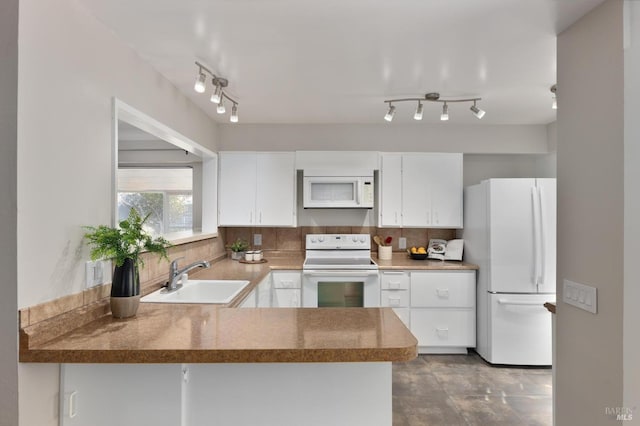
{"left": 218, "top": 152, "right": 296, "bottom": 227}
{"left": 379, "top": 153, "right": 463, "bottom": 228}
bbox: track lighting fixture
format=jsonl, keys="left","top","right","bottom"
{"left": 414, "top": 102, "right": 423, "bottom": 121}
{"left": 440, "top": 103, "right": 449, "bottom": 121}
{"left": 470, "top": 101, "right": 485, "bottom": 119}
{"left": 384, "top": 104, "right": 396, "bottom": 122}
{"left": 193, "top": 61, "right": 239, "bottom": 122}
{"left": 550, "top": 84, "right": 557, "bottom": 110}
{"left": 383, "top": 92, "right": 484, "bottom": 122}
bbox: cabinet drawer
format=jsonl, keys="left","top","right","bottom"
{"left": 410, "top": 271, "right": 475, "bottom": 308}
{"left": 381, "top": 290, "right": 409, "bottom": 308}
{"left": 272, "top": 271, "right": 301, "bottom": 289}
{"left": 410, "top": 309, "right": 475, "bottom": 347}
{"left": 380, "top": 271, "right": 410, "bottom": 290}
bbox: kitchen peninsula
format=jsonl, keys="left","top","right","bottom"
{"left": 20, "top": 255, "right": 417, "bottom": 426}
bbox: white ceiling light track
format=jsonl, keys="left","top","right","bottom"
{"left": 383, "top": 92, "right": 485, "bottom": 122}
{"left": 194, "top": 61, "right": 239, "bottom": 123}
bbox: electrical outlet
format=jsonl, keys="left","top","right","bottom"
{"left": 563, "top": 279, "right": 597, "bottom": 314}
{"left": 254, "top": 234, "right": 262, "bottom": 246}
{"left": 398, "top": 237, "right": 407, "bottom": 250}
{"left": 85, "top": 260, "right": 111, "bottom": 289}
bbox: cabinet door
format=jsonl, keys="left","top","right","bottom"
{"left": 410, "top": 309, "right": 475, "bottom": 348}
{"left": 256, "top": 275, "right": 272, "bottom": 307}
{"left": 379, "top": 153, "right": 403, "bottom": 227}
{"left": 273, "top": 289, "right": 301, "bottom": 307}
{"left": 401, "top": 154, "right": 432, "bottom": 227}
{"left": 425, "top": 153, "right": 463, "bottom": 228}
{"left": 218, "top": 152, "right": 257, "bottom": 226}
{"left": 256, "top": 152, "right": 296, "bottom": 226}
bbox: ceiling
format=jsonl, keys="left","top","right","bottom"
{"left": 78, "top": 0, "right": 604, "bottom": 125}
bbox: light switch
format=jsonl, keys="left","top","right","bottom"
{"left": 563, "top": 279, "right": 597, "bottom": 314}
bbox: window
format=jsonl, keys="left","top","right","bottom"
{"left": 117, "top": 168, "right": 193, "bottom": 236}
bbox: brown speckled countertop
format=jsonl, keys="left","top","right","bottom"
{"left": 375, "top": 252, "right": 478, "bottom": 270}
{"left": 20, "top": 305, "right": 416, "bottom": 363}
{"left": 20, "top": 253, "right": 421, "bottom": 364}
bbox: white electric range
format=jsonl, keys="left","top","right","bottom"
{"left": 302, "top": 234, "right": 380, "bottom": 307}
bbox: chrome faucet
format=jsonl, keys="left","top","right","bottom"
{"left": 166, "top": 258, "right": 211, "bottom": 292}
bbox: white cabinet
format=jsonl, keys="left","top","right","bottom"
{"left": 379, "top": 271, "right": 410, "bottom": 327}
{"left": 378, "top": 154, "right": 402, "bottom": 227}
{"left": 256, "top": 275, "right": 272, "bottom": 307}
{"left": 409, "top": 270, "right": 476, "bottom": 354}
{"left": 218, "top": 152, "right": 296, "bottom": 226}
{"left": 379, "top": 153, "right": 463, "bottom": 228}
{"left": 271, "top": 271, "right": 301, "bottom": 308}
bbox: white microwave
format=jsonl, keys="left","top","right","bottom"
{"left": 303, "top": 170, "right": 374, "bottom": 209}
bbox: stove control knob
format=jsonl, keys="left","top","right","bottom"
{"left": 352, "top": 236, "right": 358, "bottom": 242}
{"left": 318, "top": 236, "right": 325, "bottom": 242}
{"left": 359, "top": 236, "right": 366, "bottom": 243}
{"left": 310, "top": 237, "right": 317, "bottom": 243}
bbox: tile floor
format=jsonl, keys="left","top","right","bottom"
{"left": 393, "top": 352, "right": 552, "bottom": 426}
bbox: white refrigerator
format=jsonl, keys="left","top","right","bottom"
{"left": 463, "top": 178, "right": 556, "bottom": 365}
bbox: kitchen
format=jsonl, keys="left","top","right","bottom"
{"left": 2, "top": 1, "right": 639, "bottom": 426}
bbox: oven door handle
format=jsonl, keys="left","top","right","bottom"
{"left": 303, "top": 270, "right": 379, "bottom": 277}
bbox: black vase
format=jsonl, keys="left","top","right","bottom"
{"left": 110, "top": 258, "right": 140, "bottom": 318}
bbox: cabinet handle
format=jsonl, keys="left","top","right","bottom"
{"left": 250, "top": 211, "right": 253, "bottom": 224}
{"left": 436, "top": 288, "right": 450, "bottom": 298}
{"left": 68, "top": 391, "right": 78, "bottom": 418}
{"left": 389, "top": 297, "right": 401, "bottom": 307}
{"left": 436, "top": 327, "right": 449, "bottom": 337}
{"left": 395, "top": 212, "right": 398, "bottom": 224}
{"left": 259, "top": 211, "right": 263, "bottom": 224}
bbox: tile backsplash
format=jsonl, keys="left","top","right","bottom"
{"left": 222, "top": 227, "right": 456, "bottom": 252}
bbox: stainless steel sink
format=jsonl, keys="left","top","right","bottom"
{"left": 141, "top": 279, "right": 251, "bottom": 304}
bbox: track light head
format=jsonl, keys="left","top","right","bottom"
{"left": 384, "top": 104, "right": 396, "bottom": 122}
{"left": 414, "top": 102, "right": 423, "bottom": 121}
{"left": 440, "top": 103, "right": 449, "bottom": 121}
{"left": 217, "top": 98, "right": 226, "bottom": 114}
{"left": 470, "top": 101, "right": 485, "bottom": 119}
{"left": 210, "top": 84, "right": 222, "bottom": 104}
{"left": 230, "top": 104, "right": 238, "bottom": 123}
{"left": 194, "top": 70, "right": 206, "bottom": 93}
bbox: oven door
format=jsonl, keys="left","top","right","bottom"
{"left": 302, "top": 270, "right": 380, "bottom": 307}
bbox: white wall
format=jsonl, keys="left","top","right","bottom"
{"left": 557, "top": 1, "right": 625, "bottom": 424}
{"left": 16, "top": 0, "right": 219, "bottom": 425}
{"left": 17, "top": 0, "right": 218, "bottom": 309}
{"left": 463, "top": 154, "right": 556, "bottom": 187}
{"left": 0, "top": 0, "right": 18, "bottom": 424}
{"left": 218, "top": 123, "right": 549, "bottom": 153}
{"left": 624, "top": 0, "right": 640, "bottom": 419}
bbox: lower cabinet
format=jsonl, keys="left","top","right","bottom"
{"left": 239, "top": 271, "right": 302, "bottom": 308}
{"left": 379, "top": 269, "right": 477, "bottom": 354}
{"left": 271, "top": 271, "right": 301, "bottom": 308}
{"left": 410, "top": 270, "right": 476, "bottom": 354}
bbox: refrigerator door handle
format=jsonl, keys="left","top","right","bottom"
{"left": 538, "top": 186, "right": 546, "bottom": 285}
{"left": 498, "top": 298, "right": 546, "bottom": 307}
{"left": 531, "top": 187, "right": 540, "bottom": 287}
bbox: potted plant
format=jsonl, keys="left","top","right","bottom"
{"left": 84, "top": 209, "right": 171, "bottom": 318}
{"left": 228, "top": 238, "right": 250, "bottom": 260}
